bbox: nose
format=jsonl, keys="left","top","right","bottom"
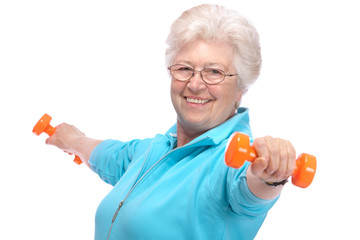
{"left": 187, "top": 70, "right": 207, "bottom": 92}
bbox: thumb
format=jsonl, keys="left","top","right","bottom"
{"left": 45, "top": 134, "right": 55, "bottom": 145}
{"left": 250, "top": 157, "right": 268, "bottom": 177}
{"left": 45, "top": 136, "right": 52, "bottom": 145}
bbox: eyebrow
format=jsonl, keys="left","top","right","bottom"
{"left": 206, "top": 63, "right": 227, "bottom": 69}
{"left": 176, "top": 61, "right": 227, "bottom": 70}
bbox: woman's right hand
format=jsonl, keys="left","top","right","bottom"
{"left": 45, "top": 123, "right": 102, "bottom": 167}
{"left": 45, "top": 123, "right": 85, "bottom": 156}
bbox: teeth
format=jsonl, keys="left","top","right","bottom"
{"left": 186, "top": 98, "right": 209, "bottom": 104}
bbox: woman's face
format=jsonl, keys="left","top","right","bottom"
{"left": 170, "top": 39, "right": 242, "bottom": 137}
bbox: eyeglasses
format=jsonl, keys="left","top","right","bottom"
{"left": 168, "top": 64, "right": 238, "bottom": 85}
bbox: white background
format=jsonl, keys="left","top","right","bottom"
{"left": 1, "top": 0, "right": 359, "bottom": 239}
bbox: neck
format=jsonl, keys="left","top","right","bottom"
{"left": 176, "top": 122, "right": 205, "bottom": 148}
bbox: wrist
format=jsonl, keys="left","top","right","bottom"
{"left": 264, "top": 179, "right": 288, "bottom": 187}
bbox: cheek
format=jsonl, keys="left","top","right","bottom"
{"left": 213, "top": 86, "right": 241, "bottom": 117}
{"left": 170, "top": 80, "right": 178, "bottom": 96}
{"left": 215, "top": 85, "right": 238, "bottom": 105}
{"left": 170, "top": 80, "right": 183, "bottom": 104}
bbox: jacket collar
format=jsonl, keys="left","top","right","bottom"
{"left": 165, "top": 107, "right": 252, "bottom": 147}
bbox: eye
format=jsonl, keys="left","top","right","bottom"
{"left": 206, "top": 68, "right": 224, "bottom": 76}
{"left": 176, "top": 66, "right": 193, "bottom": 71}
{"left": 210, "top": 69, "right": 221, "bottom": 74}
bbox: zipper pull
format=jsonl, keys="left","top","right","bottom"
{"left": 112, "top": 201, "right": 124, "bottom": 223}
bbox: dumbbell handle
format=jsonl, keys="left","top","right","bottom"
{"left": 41, "top": 123, "right": 56, "bottom": 136}
{"left": 225, "top": 132, "right": 316, "bottom": 188}
{"left": 33, "top": 114, "right": 82, "bottom": 165}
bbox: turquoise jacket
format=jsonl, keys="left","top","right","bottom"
{"left": 89, "top": 108, "right": 278, "bottom": 240}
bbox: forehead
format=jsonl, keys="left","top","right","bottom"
{"left": 174, "top": 39, "right": 234, "bottom": 70}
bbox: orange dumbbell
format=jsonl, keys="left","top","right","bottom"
{"left": 32, "top": 113, "right": 82, "bottom": 165}
{"left": 225, "top": 132, "right": 316, "bottom": 188}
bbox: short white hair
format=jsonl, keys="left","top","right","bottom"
{"left": 165, "top": 4, "right": 261, "bottom": 93}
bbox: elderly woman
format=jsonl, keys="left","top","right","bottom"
{"left": 47, "top": 4, "right": 296, "bottom": 240}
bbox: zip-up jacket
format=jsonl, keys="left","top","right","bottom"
{"left": 89, "top": 107, "right": 279, "bottom": 240}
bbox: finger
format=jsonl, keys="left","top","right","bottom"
{"left": 251, "top": 138, "right": 271, "bottom": 180}
{"left": 285, "top": 141, "right": 297, "bottom": 177}
{"left": 45, "top": 124, "right": 63, "bottom": 146}
{"left": 272, "top": 139, "right": 289, "bottom": 180}
{"left": 252, "top": 137, "right": 269, "bottom": 163}
{"left": 45, "top": 134, "right": 56, "bottom": 145}
{"left": 264, "top": 136, "right": 280, "bottom": 175}
{"left": 250, "top": 156, "right": 268, "bottom": 177}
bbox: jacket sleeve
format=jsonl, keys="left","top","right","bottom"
{"left": 227, "top": 163, "right": 279, "bottom": 217}
{"left": 209, "top": 145, "right": 279, "bottom": 218}
{"left": 88, "top": 138, "right": 152, "bottom": 186}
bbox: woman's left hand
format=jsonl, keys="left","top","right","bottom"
{"left": 250, "top": 136, "right": 297, "bottom": 184}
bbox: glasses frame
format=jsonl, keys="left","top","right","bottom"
{"left": 168, "top": 64, "right": 238, "bottom": 85}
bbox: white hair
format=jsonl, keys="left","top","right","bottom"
{"left": 165, "top": 4, "right": 262, "bottom": 93}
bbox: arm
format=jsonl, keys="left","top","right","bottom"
{"left": 246, "top": 136, "right": 296, "bottom": 200}
{"left": 45, "top": 123, "right": 102, "bottom": 168}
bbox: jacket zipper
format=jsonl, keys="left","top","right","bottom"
{"left": 106, "top": 136, "right": 210, "bottom": 239}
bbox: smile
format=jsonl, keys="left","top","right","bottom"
{"left": 186, "top": 97, "right": 210, "bottom": 104}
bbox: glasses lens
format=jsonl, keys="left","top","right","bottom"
{"left": 170, "top": 65, "right": 193, "bottom": 81}
{"left": 202, "top": 68, "right": 225, "bottom": 84}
